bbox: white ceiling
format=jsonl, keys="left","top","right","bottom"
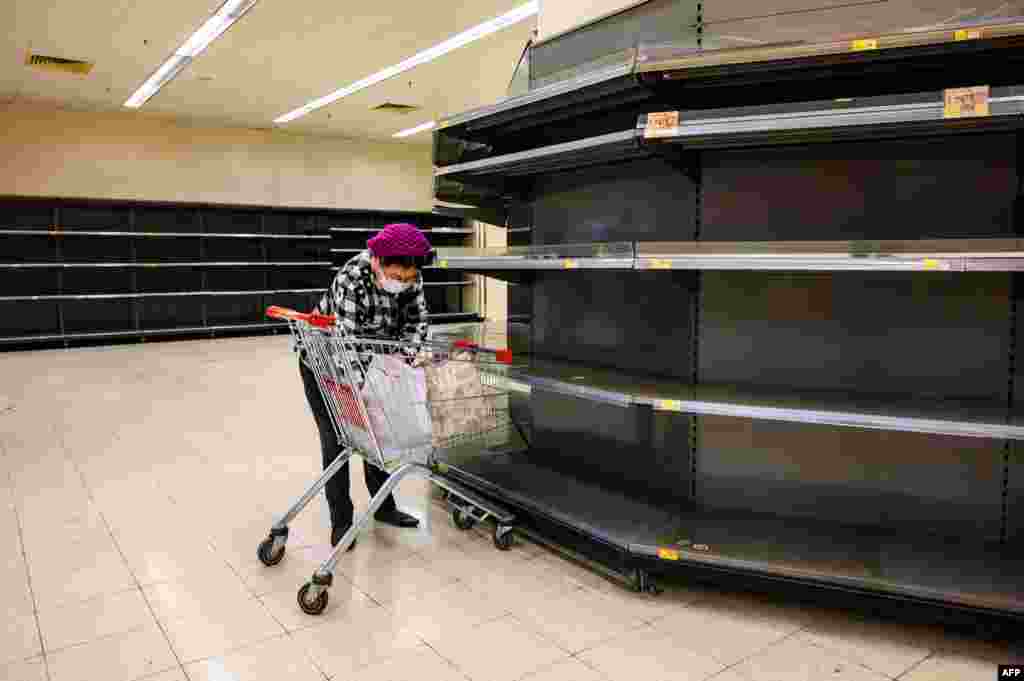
{"left": 1, "top": 0, "right": 535, "bottom": 144}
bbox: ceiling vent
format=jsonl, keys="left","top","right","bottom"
{"left": 24, "top": 53, "right": 94, "bottom": 76}
{"left": 372, "top": 102, "right": 419, "bottom": 114}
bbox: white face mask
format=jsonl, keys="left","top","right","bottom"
{"left": 379, "top": 277, "right": 410, "bottom": 295}
{"left": 373, "top": 258, "right": 414, "bottom": 294}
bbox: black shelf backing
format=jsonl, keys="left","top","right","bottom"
{"left": 1, "top": 198, "right": 475, "bottom": 349}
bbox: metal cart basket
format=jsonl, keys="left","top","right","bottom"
{"left": 257, "top": 306, "right": 519, "bottom": 615}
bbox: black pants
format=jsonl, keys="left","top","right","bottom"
{"left": 299, "top": 358, "right": 397, "bottom": 530}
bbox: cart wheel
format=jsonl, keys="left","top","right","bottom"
{"left": 257, "top": 537, "right": 285, "bottom": 567}
{"left": 633, "top": 569, "right": 661, "bottom": 595}
{"left": 297, "top": 583, "right": 329, "bottom": 615}
{"left": 452, "top": 507, "right": 476, "bottom": 531}
{"left": 644, "top": 581, "right": 663, "bottom": 596}
{"left": 493, "top": 526, "right": 515, "bottom": 551}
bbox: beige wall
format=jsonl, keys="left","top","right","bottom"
{"left": 0, "top": 103, "right": 434, "bottom": 210}
{"left": 538, "top": 0, "right": 647, "bottom": 41}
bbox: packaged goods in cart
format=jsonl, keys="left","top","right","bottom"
{"left": 424, "top": 351, "right": 501, "bottom": 447}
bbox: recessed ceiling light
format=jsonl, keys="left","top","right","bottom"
{"left": 274, "top": 1, "right": 538, "bottom": 124}
{"left": 393, "top": 120, "right": 436, "bottom": 138}
{"left": 125, "top": 0, "right": 258, "bottom": 108}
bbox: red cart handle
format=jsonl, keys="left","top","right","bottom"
{"left": 454, "top": 339, "right": 513, "bottom": 364}
{"left": 266, "top": 306, "right": 336, "bottom": 329}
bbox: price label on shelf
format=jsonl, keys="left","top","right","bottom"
{"left": 438, "top": 259, "right": 449, "bottom": 269}
{"left": 944, "top": 85, "right": 990, "bottom": 118}
{"left": 954, "top": 28, "right": 982, "bottom": 41}
{"left": 655, "top": 399, "right": 683, "bottom": 412}
{"left": 562, "top": 259, "right": 579, "bottom": 269}
{"left": 657, "top": 547, "right": 680, "bottom": 561}
{"left": 921, "top": 258, "right": 942, "bottom": 270}
{"left": 850, "top": 38, "right": 878, "bottom": 51}
{"left": 644, "top": 111, "right": 680, "bottom": 139}
{"left": 646, "top": 258, "right": 673, "bottom": 270}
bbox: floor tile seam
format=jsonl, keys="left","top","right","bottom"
{"left": 645, "top": 596, "right": 807, "bottom": 633}
{"left": 398, "top": 609, "right": 515, "bottom": 646}
{"left": 311, "top": 638, "right": 439, "bottom": 680}
{"left": 171, "top": 630, "right": 291, "bottom": 666}
{"left": 66, "top": 449, "right": 192, "bottom": 681}
{"left": 566, "top": 620, "right": 659, "bottom": 659}
{"left": 702, "top": 626, "right": 808, "bottom": 679}
{"left": 892, "top": 650, "right": 939, "bottom": 680}
{"left": 419, "top": 640, "right": 476, "bottom": 681}
{"left": 30, "top": 583, "right": 143, "bottom": 616}
{"left": 7, "top": 459, "right": 52, "bottom": 681}
{"left": 795, "top": 632, "right": 911, "bottom": 680}
{"left": 545, "top": 618, "right": 657, "bottom": 657}
{"left": 568, "top": 650, "right": 614, "bottom": 679}
{"left": 418, "top": 637, "right": 499, "bottom": 681}
{"left": 250, "top": 600, "right": 332, "bottom": 681}
{"left": 146, "top": 595, "right": 290, "bottom": 633}
{"left": 130, "top": 664, "right": 191, "bottom": 681}
{"left": 211, "top": 538, "right": 272, "bottom": 600}
{"left": 40, "top": 621, "right": 154, "bottom": 658}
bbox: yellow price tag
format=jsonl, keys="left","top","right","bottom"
{"left": 656, "top": 399, "right": 683, "bottom": 412}
{"left": 438, "top": 259, "right": 449, "bottom": 268}
{"left": 644, "top": 111, "right": 680, "bottom": 139}
{"left": 944, "top": 86, "right": 990, "bottom": 118}
{"left": 657, "top": 548, "right": 680, "bottom": 561}
{"left": 647, "top": 258, "right": 673, "bottom": 269}
{"left": 563, "top": 259, "right": 579, "bottom": 269}
{"left": 851, "top": 38, "right": 878, "bottom": 51}
{"left": 954, "top": 29, "right": 981, "bottom": 41}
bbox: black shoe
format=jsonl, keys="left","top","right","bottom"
{"left": 374, "top": 508, "right": 420, "bottom": 528}
{"left": 330, "top": 526, "right": 357, "bottom": 551}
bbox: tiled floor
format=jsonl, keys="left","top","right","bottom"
{"left": 0, "top": 335, "right": 1020, "bottom": 681}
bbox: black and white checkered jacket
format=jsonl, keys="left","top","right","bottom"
{"left": 307, "top": 250, "right": 429, "bottom": 367}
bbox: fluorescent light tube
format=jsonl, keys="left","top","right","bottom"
{"left": 393, "top": 120, "right": 436, "bottom": 138}
{"left": 275, "top": 1, "right": 538, "bottom": 124}
{"left": 124, "top": 0, "right": 258, "bottom": 108}
{"left": 125, "top": 55, "right": 191, "bottom": 108}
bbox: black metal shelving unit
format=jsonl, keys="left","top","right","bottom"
{"left": 431, "top": 11, "right": 1024, "bottom": 629}
{"left": 0, "top": 198, "right": 479, "bottom": 349}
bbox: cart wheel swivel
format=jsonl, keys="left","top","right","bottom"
{"left": 297, "top": 583, "right": 329, "bottom": 615}
{"left": 452, "top": 507, "right": 476, "bottom": 531}
{"left": 493, "top": 526, "right": 515, "bottom": 551}
{"left": 633, "top": 569, "right": 662, "bottom": 596}
{"left": 257, "top": 537, "right": 285, "bottom": 567}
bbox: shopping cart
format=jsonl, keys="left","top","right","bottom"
{"left": 258, "top": 305, "right": 520, "bottom": 615}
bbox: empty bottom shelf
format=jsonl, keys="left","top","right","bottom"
{"left": 440, "top": 449, "right": 1024, "bottom": 617}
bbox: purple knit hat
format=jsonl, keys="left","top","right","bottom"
{"left": 367, "top": 223, "right": 432, "bottom": 258}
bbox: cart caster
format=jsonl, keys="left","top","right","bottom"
{"left": 633, "top": 569, "right": 662, "bottom": 596}
{"left": 644, "top": 582, "right": 663, "bottom": 596}
{"left": 452, "top": 507, "right": 476, "bottom": 531}
{"left": 493, "top": 525, "right": 515, "bottom": 551}
{"left": 297, "top": 582, "right": 329, "bottom": 615}
{"left": 257, "top": 537, "right": 286, "bottom": 566}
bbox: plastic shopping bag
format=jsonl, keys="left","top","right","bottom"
{"left": 424, "top": 351, "right": 500, "bottom": 447}
{"left": 359, "top": 354, "right": 433, "bottom": 464}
